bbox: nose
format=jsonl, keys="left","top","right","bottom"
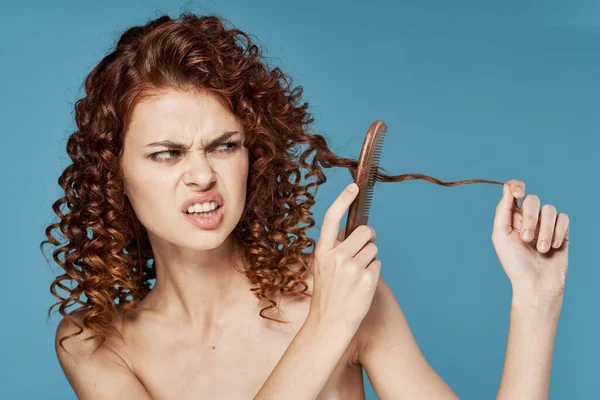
{"left": 182, "top": 150, "right": 216, "bottom": 188}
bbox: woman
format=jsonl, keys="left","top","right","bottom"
{"left": 42, "top": 13, "right": 570, "bottom": 399}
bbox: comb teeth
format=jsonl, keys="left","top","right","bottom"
{"left": 344, "top": 120, "right": 388, "bottom": 240}
{"left": 362, "top": 131, "right": 386, "bottom": 219}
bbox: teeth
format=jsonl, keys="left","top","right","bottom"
{"left": 187, "top": 201, "right": 218, "bottom": 213}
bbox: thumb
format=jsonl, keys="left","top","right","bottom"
{"left": 492, "top": 184, "right": 516, "bottom": 238}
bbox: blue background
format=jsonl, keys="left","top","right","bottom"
{"left": 1, "top": 0, "right": 598, "bottom": 398}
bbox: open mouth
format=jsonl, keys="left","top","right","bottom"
{"left": 183, "top": 204, "right": 224, "bottom": 229}
{"left": 184, "top": 205, "right": 222, "bottom": 216}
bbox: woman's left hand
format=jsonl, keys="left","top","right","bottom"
{"left": 491, "top": 179, "right": 570, "bottom": 301}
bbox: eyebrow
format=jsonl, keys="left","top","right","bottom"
{"left": 144, "top": 131, "right": 240, "bottom": 150}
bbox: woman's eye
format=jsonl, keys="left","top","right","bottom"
{"left": 215, "top": 142, "right": 239, "bottom": 153}
{"left": 150, "top": 150, "right": 181, "bottom": 161}
{"left": 150, "top": 142, "right": 239, "bottom": 162}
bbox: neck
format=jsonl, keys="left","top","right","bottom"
{"left": 143, "top": 233, "right": 258, "bottom": 329}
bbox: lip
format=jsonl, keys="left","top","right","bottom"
{"left": 183, "top": 204, "right": 224, "bottom": 229}
{"left": 181, "top": 191, "right": 224, "bottom": 213}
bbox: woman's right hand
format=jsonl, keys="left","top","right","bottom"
{"left": 307, "top": 183, "right": 382, "bottom": 333}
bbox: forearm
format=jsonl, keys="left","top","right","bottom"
{"left": 496, "top": 292, "right": 563, "bottom": 400}
{"left": 253, "top": 316, "right": 356, "bottom": 400}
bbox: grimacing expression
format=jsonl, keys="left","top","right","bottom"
{"left": 120, "top": 88, "right": 249, "bottom": 249}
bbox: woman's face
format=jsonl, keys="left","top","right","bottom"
{"left": 120, "top": 88, "right": 249, "bottom": 250}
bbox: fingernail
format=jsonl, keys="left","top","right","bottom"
{"left": 522, "top": 229, "right": 533, "bottom": 240}
{"left": 348, "top": 183, "right": 358, "bottom": 193}
{"left": 513, "top": 189, "right": 523, "bottom": 197}
{"left": 552, "top": 239, "right": 560, "bottom": 247}
{"left": 539, "top": 240, "right": 549, "bottom": 251}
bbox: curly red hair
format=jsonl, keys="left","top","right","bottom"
{"left": 41, "top": 12, "right": 505, "bottom": 354}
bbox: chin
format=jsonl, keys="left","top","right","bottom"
{"left": 182, "top": 223, "right": 237, "bottom": 247}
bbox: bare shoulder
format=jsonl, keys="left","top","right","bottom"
{"left": 56, "top": 307, "right": 115, "bottom": 352}
{"left": 55, "top": 307, "right": 152, "bottom": 399}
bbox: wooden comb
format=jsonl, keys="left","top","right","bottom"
{"left": 344, "top": 120, "right": 387, "bottom": 240}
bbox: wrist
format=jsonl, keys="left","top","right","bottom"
{"left": 304, "top": 312, "right": 359, "bottom": 339}
{"left": 511, "top": 288, "right": 564, "bottom": 318}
